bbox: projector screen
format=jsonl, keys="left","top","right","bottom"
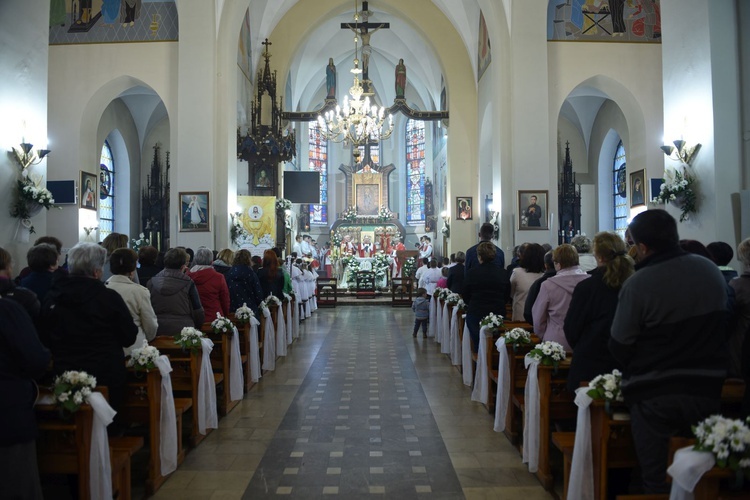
{"left": 46, "top": 180, "right": 77, "bottom": 205}
{"left": 283, "top": 171, "right": 320, "bottom": 204}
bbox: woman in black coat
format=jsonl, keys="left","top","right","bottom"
{"left": 226, "top": 249, "right": 264, "bottom": 312}
{"left": 463, "top": 242, "right": 510, "bottom": 351}
{"left": 447, "top": 251, "right": 466, "bottom": 296}
{"left": 40, "top": 242, "right": 137, "bottom": 412}
{"left": 564, "top": 232, "right": 634, "bottom": 392}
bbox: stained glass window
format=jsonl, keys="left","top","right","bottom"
{"left": 406, "top": 119, "right": 426, "bottom": 224}
{"left": 613, "top": 140, "right": 628, "bottom": 238}
{"left": 356, "top": 142, "right": 380, "bottom": 167}
{"left": 99, "top": 141, "right": 115, "bottom": 239}
{"left": 309, "top": 122, "right": 328, "bottom": 224}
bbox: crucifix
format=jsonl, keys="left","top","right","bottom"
{"left": 341, "top": 1, "right": 389, "bottom": 95}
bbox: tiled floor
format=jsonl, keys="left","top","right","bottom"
{"left": 151, "top": 306, "right": 553, "bottom": 499}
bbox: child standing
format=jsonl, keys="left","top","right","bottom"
{"left": 411, "top": 287, "right": 430, "bottom": 337}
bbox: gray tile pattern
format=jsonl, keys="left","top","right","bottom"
{"left": 242, "top": 308, "right": 464, "bottom": 499}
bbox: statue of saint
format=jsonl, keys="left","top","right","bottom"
{"left": 395, "top": 59, "right": 406, "bottom": 98}
{"left": 326, "top": 58, "right": 336, "bottom": 99}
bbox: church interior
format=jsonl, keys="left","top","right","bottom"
{"left": 1, "top": 0, "right": 750, "bottom": 498}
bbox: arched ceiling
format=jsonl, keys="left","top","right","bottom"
{"left": 241, "top": 0, "right": 486, "bottom": 112}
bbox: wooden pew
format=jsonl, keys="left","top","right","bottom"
{"left": 200, "top": 324, "right": 241, "bottom": 416}
{"left": 121, "top": 367, "right": 192, "bottom": 494}
{"left": 391, "top": 277, "right": 414, "bottom": 307}
{"left": 36, "top": 390, "right": 144, "bottom": 500}
{"left": 316, "top": 277, "right": 338, "bottom": 307}
{"left": 514, "top": 358, "right": 576, "bottom": 491}
{"left": 150, "top": 336, "right": 223, "bottom": 447}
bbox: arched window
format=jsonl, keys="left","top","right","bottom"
{"left": 356, "top": 141, "right": 381, "bottom": 167}
{"left": 612, "top": 140, "right": 628, "bottom": 238}
{"left": 99, "top": 141, "right": 115, "bottom": 238}
{"left": 406, "top": 119, "right": 426, "bottom": 224}
{"left": 309, "top": 122, "right": 328, "bottom": 224}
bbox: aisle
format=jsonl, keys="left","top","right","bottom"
{"left": 153, "top": 307, "right": 552, "bottom": 499}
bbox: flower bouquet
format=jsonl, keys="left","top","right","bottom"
{"left": 372, "top": 253, "right": 390, "bottom": 280}
{"left": 127, "top": 341, "right": 160, "bottom": 371}
{"left": 261, "top": 295, "right": 283, "bottom": 313}
{"left": 131, "top": 233, "right": 150, "bottom": 252}
{"left": 651, "top": 166, "right": 697, "bottom": 222}
{"left": 275, "top": 198, "right": 292, "bottom": 215}
{"left": 378, "top": 205, "right": 394, "bottom": 221}
{"left": 402, "top": 257, "right": 417, "bottom": 278}
{"left": 432, "top": 286, "right": 444, "bottom": 298}
{"left": 693, "top": 415, "right": 750, "bottom": 474}
{"left": 10, "top": 179, "right": 56, "bottom": 235}
{"left": 456, "top": 299, "right": 467, "bottom": 312}
{"left": 234, "top": 303, "right": 255, "bottom": 324}
{"left": 53, "top": 370, "right": 96, "bottom": 414}
{"left": 211, "top": 313, "right": 235, "bottom": 336}
{"left": 586, "top": 369, "right": 624, "bottom": 402}
{"left": 230, "top": 212, "right": 251, "bottom": 246}
{"left": 527, "top": 340, "right": 567, "bottom": 368}
{"left": 446, "top": 292, "right": 461, "bottom": 305}
{"left": 342, "top": 206, "right": 358, "bottom": 222}
{"left": 503, "top": 327, "right": 532, "bottom": 347}
{"left": 174, "top": 326, "right": 204, "bottom": 352}
{"left": 480, "top": 312, "right": 504, "bottom": 331}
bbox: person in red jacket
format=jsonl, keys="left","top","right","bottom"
{"left": 187, "top": 247, "right": 229, "bottom": 321}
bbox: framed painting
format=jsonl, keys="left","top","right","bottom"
{"left": 179, "top": 191, "right": 210, "bottom": 232}
{"left": 355, "top": 183, "right": 380, "bottom": 216}
{"left": 518, "top": 190, "right": 549, "bottom": 230}
{"left": 80, "top": 171, "right": 97, "bottom": 210}
{"left": 630, "top": 169, "right": 646, "bottom": 207}
{"left": 456, "top": 196, "right": 473, "bottom": 220}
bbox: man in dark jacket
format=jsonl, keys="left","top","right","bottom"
{"left": 149, "top": 247, "right": 205, "bottom": 335}
{"left": 0, "top": 298, "right": 50, "bottom": 499}
{"left": 463, "top": 242, "right": 510, "bottom": 350}
{"left": 610, "top": 210, "right": 729, "bottom": 494}
{"left": 464, "top": 223, "right": 505, "bottom": 274}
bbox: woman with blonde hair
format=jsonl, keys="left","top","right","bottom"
{"left": 564, "top": 232, "right": 635, "bottom": 391}
{"left": 213, "top": 248, "right": 234, "bottom": 276}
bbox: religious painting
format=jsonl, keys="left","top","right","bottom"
{"left": 80, "top": 171, "right": 97, "bottom": 210}
{"left": 547, "top": 0, "right": 662, "bottom": 43}
{"left": 235, "top": 196, "right": 276, "bottom": 255}
{"left": 179, "top": 191, "right": 210, "bottom": 232}
{"left": 237, "top": 8, "right": 252, "bottom": 81}
{"left": 255, "top": 167, "right": 273, "bottom": 188}
{"left": 99, "top": 164, "right": 112, "bottom": 200}
{"left": 49, "top": 0, "right": 179, "bottom": 45}
{"left": 518, "top": 190, "right": 549, "bottom": 230}
{"left": 630, "top": 169, "right": 646, "bottom": 208}
{"left": 478, "top": 10, "right": 492, "bottom": 81}
{"left": 425, "top": 216, "right": 437, "bottom": 233}
{"left": 356, "top": 184, "right": 380, "bottom": 216}
{"left": 456, "top": 197, "right": 473, "bottom": 221}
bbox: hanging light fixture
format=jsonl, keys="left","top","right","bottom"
{"left": 317, "top": 2, "right": 393, "bottom": 146}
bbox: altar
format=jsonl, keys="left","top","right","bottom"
{"left": 338, "top": 256, "right": 391, "bottom": 290}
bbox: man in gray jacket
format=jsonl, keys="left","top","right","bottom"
{"left": 609, "top": 209, "right": 729, "bottom": 493}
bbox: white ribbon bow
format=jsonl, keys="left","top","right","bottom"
{"left": 229, "top": 326, "right": 244, "bottom": 401}
{"left": 276, "top": 305, "right": 287, "bottom": 357}
{"left": 667, "top": 446, "right": 716, "bottom": 500}
{"left": 154, "top": 355, "right": 178, "bottom": 476}
{"left": 248, "top": 316, "right": 261, "bottom": 383}
{"left": 522, "top": 354, "right": 541, "bottom": 473}
{"left": 262, "top": 307, "right": 276, "bottom": 371}
{"left": 87, "top": 392, "right": 115, "bottom": 500}
{"left": 567, "top": 387, "right": 594, "bottom": 500}
{"left": 471, "top": 326, "right": 490, "bottom": 404}
{"left": 462, "top": 317, "right": 473, "bottom": 387}
{"left": 197, "top": 337, "right": 218, "bottom": 434}
{"left": 493, "top": 337, "right": 511, "bottom": 432}
{"left": 450, "top": 309, "right": 461, "bottom": 366}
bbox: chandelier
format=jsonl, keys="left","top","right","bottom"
{"left": 317, "top": 8, "right": 393, "bottom": 146}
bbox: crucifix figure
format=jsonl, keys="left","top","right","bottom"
{"left": 341, "top": 1, "right": 389, "bottom": 94}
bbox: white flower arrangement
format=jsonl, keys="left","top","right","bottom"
{"left": 234, "top": 303, "right": 255, "bottom": 324}
{"left": 378, "top": 205, "right": 394, "bottom": 221}
{"left": 283, "top": 292, "right": 293, "bottom": 303}
{"left": 651, "top": 166, "right": 697, "bottom": 222}
{"left": 456, "top": 299, "right": 466, "bottom": 312}
{"left": 586, "top": 369, "right": 624, "bottom": 402}
{"left": 127, "top": 340, "right": 160, "bottom": 371}
{"left": 261, "top": 294, "right": 283, "bottom": 312}
{"left": 11, "top": 178, "right": 57, "bottom": 235}
{"left": 174, "top": 326, "right": 204, "bottom": 352}
{"left": 342, "top": 206, "right": 358, "bottom": 221}
{"left": 229, "top": 212, "right": 252, "bottom": 246}
{"left": 445, "top": 292, "right": 461, "bottom": 305}
{"left": 372, "top": 253, "right": 390, "bottom": 280}
{"left": 528, "top": 341, "right": 567, "bottom": 368}
{"left": 402, "top": 256, "right": 417, "bottom": 278}
{"left": 53, "top": 370, "right": 96, "bottom": 414}
{"left": 275, "top": 198, "right": 292, "bottom": 213}
{"left": 480, "top": 312, "right": 504, "bottom": 330}
{"left": 131, "top": 233, "right": 150, "bottom": 252}
{"left": 211, "top": 313, "right": 235, "bottom": 336}
{"left": 693, "top": 415, "right": 750, "bottom": 472}
{"left": 438, "top": 288, "right": 452, "bottom": 301}
{"left": 503, "top": 327, "right": 532, "bottom": 347}
{"left": 432, "top": 287, "right": 444, "bottom": 298}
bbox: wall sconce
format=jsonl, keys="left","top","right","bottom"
{"left": 11, "top": 140, "right": 51, "bottom": 172}
{"left": 660, "top": 139, "right": 701, "bottom": 165}
{"left": 440, "top": 210, "right": 450, "bottom": 239}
